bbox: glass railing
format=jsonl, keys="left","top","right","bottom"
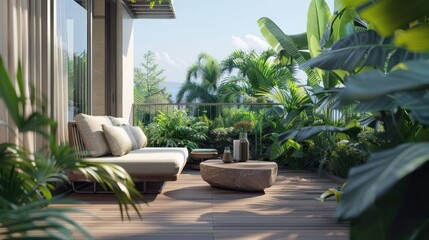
{"left": 132, "top": 102, "right": 368, "bottom": 160}
{"left": 133, "top": 102, "right": 283, "bottom": 160}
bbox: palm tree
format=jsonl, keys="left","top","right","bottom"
{"left": 177, "top": 53, "right": 221, "bottom": 103}
{"left": 220, "top": 49, "right": 296, "bottom": 103}
{"left": 177, "top": 53, "right": 222, "bottom": 118}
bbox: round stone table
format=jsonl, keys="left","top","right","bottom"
{"left": 200, "top": 160, "right": 278, "bottom": 192}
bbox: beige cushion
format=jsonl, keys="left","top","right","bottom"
{"left": 102, "top": 125, "right": 132, "bottom": 156}
{"left": 121, "top": 124, "right": 138, "bottom": 150}
{"left": 80, "top": 147, "right": 188, "bottom": 177}
{"left": 129, "top": 126, "right": 148, "bottom": 148}
{"left": 75, "top": 114, "right": 112, "bottom": 157}
{"left": 109, "top": 116, "right": 129, "bottom": 126}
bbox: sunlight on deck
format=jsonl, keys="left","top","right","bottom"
{"left": 55, "top": 169, "right": 348, "bottom": 240}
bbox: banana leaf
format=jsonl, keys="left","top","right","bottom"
{"left": 258, "top": 17, "right": 321, "bottom": 85}
{"left": 342, "top": 60, "right": 429, "bottom": 100}
{"left": 337, "top": 142, "right": 429, "bottom": 220}
{"left": 277, "top": 124, "right": 360, "bottom": 144}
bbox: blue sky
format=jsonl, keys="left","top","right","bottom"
{"left": 133, "top": 0, "right": 335, "bottom": 83}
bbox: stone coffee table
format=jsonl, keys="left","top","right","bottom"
{"left": 200, "top": 160, "right": 278, "bottom": 192}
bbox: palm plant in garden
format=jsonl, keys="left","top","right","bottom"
{"left": 0, "top": 58, "right": 144, "bottom": 239}
{"left": 177, "top": 53, "right": 222, "bottom": 118}
{"left": 177, "top": 53, "right": 221, "bottom": 104}
{"left": 220, "top": 49, "right": 296, "bottom": 103}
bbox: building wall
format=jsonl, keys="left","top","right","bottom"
{"left": 92, "top": 0, "right": 134, "bottom": 122}
{"left": 121, "top": 6, "right": 134, "bottom": 122}
{"left": 92, "top": 0, "right": 106, "bottom": 116}
{"left": 116, "top": 3, "right": 134, "bottom": 122}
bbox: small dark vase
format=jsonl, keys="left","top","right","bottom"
{"left": 239, "top": 132, "right": 250, "bottom": 162}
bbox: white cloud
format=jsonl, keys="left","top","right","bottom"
{"left": 154, "top": 51, "right": 179, "bottom": 66}
{"left": 231, "top": 34, "right": 270, "bottom": 51}
{"left": 231, "top": 35, "right": 249, "bottom": 50}
{"left": 245, "top": 34, "right": 270, "bottom": 50}
{"left": 162, "top": 52, "right": 179, "bottom": 66}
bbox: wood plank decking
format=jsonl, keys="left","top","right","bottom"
{"left": 58, "top": 169, "right": 349, "bottom": 240}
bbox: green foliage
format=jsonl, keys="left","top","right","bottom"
{"left": 220, "top": 49, "right": 296, "bottom": 103}
{"left": 129, "top": 0, "right": 163, "bottom": 9}
{"left": 342, "top": 0, "right": 429, "bottom": 51}
{"left": 212, "top": 115, "right": 225, "bottom": 129}
{"left": 302, "top": 1, "right": 429, "bottom": 238}
{"left": 205, "top": 127, "right": 235, "bottom": 154}
{"left": 258, "top": 17, "right": 320, "bottom": 86}
{"left": 145, "top": 110, "right": 208, "bottom": 149}
{"left": 327, "top": 142, "right": 368, "bottom": 178}
{"left": 0, "top": 57, "right": 144, "bottom": 239}
{"left": 134, "top": 51, "right": 169, "bottom": 103}
{"left": 177, "top": 53, "right": 221, "bottom": 104}
{"left": 221, "top": 107, "right": 257, "bottom": 128}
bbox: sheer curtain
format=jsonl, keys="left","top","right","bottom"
{"left": 0, "top": 0, "right": 69, "bottom": 150}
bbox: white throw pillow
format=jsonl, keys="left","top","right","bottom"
{"left": 74, "top": 114, "right": 112, "bottom": 157}
{"left": 121, "top": 124, "right": 138, "bottom": 150}
{"left": 102, "top": 124, "right": 132, "bottom": 157}
{"left": 108, "top": 116, "right": 129, "bottom": 126}
{"left": 129, "top": 126, "right": 148, "bottom": 148}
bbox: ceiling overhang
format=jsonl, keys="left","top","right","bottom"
{"left": 123, "top": 0, "right": 176, "bottom": 19}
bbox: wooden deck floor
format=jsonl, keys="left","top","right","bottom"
{"left": 58, "top": 169, "right": 349, "bottom": 240}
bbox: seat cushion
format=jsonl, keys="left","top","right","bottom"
{"left": 81, "top": 147, "right": 188, "bottom": 179}
{"left": 75, "top": 114, "right": 113, "bottom": 157}
{"left": 102, "top": 124, "right": 132, "bottom": 156}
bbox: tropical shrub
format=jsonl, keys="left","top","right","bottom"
{"left": 144, "top": 110, "right": 208, "bottom": 149}
{"left": 205, "top": 127, "right": 235, "bottom": 154}
{"left": 327, "top": 141, "right": 368, "bottom": 178}
{"left": 0, "top": 58, "right": 143, "bottom": 239}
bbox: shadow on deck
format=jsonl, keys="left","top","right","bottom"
{"left": 57, "top": 168, "right": 348, "bottom": 240}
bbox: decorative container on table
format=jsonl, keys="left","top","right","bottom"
{"left": 233, "top": 121, "right": 252, "bottom": 162}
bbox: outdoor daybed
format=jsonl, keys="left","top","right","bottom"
{"left": 68, "top": 113, "right": 188, "bottom": 193}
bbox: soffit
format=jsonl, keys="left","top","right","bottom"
{"left": 123, "top": 0, "right": 176, "bottom": 19}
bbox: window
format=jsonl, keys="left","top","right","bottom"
{"left": 57, "top": 0, "right": 89, "bottom": 120}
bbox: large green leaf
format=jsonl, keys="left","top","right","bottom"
{"left": 342, "top": 61, "right": 429, "bottom": 100}
{"left": 395, "top": 91, "right": 429, "bottom": 125}
{"left": 278, "top": 124, "right": 360, "bottom": 143}
{"left": 301, "top": 30, "right": 426, "bottom": 72}
{"left": 0, "top": 58, "right": 20, "bottom": 125}
{"left": 307, "top": 0, "right": 332, "bottom": 58}
{"left": 395, "top": 23, "right": 429, "bottom": 52}
{"left": 258, "top": 17, "right": 320, "bottom": 85}
{"left": 341, "top": 0, "right": 429, "bottom": 51}
{"left": 0, "top": 198, "right": 92, "bottom": 239}
{"left": 337, "top": 142, "right": 429, "bottom": 220}
{"left": 320, "top": 8, "right": 356, "bottom": 49}
{"left": 359, "top": 0, "right": 429, "bottom": 36}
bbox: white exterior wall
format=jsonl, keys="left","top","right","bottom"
{"left": 117, "top": 4, "right": 134, "bottom": 122}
